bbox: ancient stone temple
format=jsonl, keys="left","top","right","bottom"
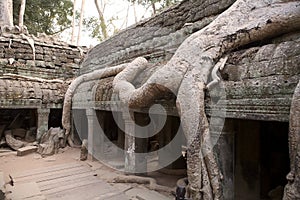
{"left": 66, "top": 0, "right": 300, "bottom": 199}
{"left": 0, "top": 0, "right": 294, "bottom": 199}
{"left": 0, "top": 26, "right": 86, "bottom": 147}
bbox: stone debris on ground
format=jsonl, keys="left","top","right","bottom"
{"left": 17, "top": 146, "right": 38, "bottom": 156}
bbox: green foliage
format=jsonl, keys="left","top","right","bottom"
{"left": 83, "top": 15, "right": 119, "bottom": 42}
{"left": 13, "top": 0, "right": 73, "bottom": 35}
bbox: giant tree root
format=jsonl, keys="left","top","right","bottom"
{"left": 112, "top": 1, "right": 300, "bottom": 199}
{"left": 62, "top": 63, "right": 128, "bottom": 137}
{"left": 61, "top": 0, "right": 300, "bottom": 199}
{"left": 109, "top": 175, "right": 174, "bottom": 194}
{"left": 283, "top": 80, "right": 300, "bottom": 199}
{"left": 5, "top": 131, "right": 27, "bottom": 150}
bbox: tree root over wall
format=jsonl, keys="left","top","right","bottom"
{"left": 284, "top": 80, "right": 300, "bottom": 199}
{"left": 63, "top": 0, "right": 300, "bottom": 199}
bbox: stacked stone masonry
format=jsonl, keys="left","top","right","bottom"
{"left": 0, "top": 27, "right": 87, "bottom": 80}
{"left": 81, "top": 0, "right": 236, "bottom": 74}
{"left": 0, "top": 78, "right": 68, "bottom": 108}
{"left": 0, "top": 26, "right": 87, "bottom": 111}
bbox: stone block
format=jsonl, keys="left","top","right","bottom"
{"left": 26, "top": 60, "right": 35, "bottom": 67}
{"left": 35, "top": 61, "right": 46, "bottom": 68}
{"left": 35, "top": 54, "right": 44, "bottom": 60}
{"left": 17, "top": 146, "right": 38, "bottom": 156}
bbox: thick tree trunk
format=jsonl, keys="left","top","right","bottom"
{"left": 18, "top": 0, "right": 26, "bottom": 28}
{"left": 0, "top": 0, "right": 13, "bottom": 27}
{"left": 71, "top": 0, "right": 77, "bottom": 44}
{"left": 112, "top": 0, "right": 300, "bottom": 199}
{"left": 77, "top": 0, "right": 86, "bottom": 46}
{"left": 94, "top": 0, "right": 108, "bottom": 40}
{"left": 284, "top": 80, "right": 300, "bottom": 199}
{"left": 119, "top": 0, "right": 300, "bottom": 110}
{"left": 62, "top": 0, "right": 300, "bottom": 199}
{"left": 62, "top": 64, "right": 127, "bottom": 137}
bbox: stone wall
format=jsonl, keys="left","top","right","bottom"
{"left": 81, "top": 0, "right": 236, "bottom": 74}
{"left": 0, "top": 78, "right": 68, "bottom": 109}
{"left": 0, "top": 26, "right": 86, "bottom": 80}
{"left": 213, "top": 32, "right": 300, "bottom": 122}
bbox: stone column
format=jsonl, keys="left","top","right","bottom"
{"left": 123, "top": 111, "right": 136, "bottom": 173}
{"left": 36, "top": 108, "right": 50, "bottom": 141}
{"left": 86, "top": 108, "right": 97, "bottom": 161}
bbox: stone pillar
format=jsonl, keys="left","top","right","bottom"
{"left": 36, "top": 108, "right": 50, "bottom": 141}
{"left": 0, "top": 0, "right": 13, "bottom": 26}
{"left": 123, "top": 111, "right": 136, "bottom": 173}
{"left": 86, "top": 108, "right": 97, "bottom": 161}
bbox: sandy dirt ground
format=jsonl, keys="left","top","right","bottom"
{"left": 0, "top": 147, "right": 81, "bottom": 183}
{"left": 0, "top": 147, "right": 185, "bottom": 199}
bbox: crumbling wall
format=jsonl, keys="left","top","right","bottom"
{"left": 0, "top": 26, "right": 86, "bottom": 152}
{"left": 0, "top": 26, "right": 86, "bottom": 79}
{"left": 207, "top": 32, "right": 300, "bottom": 122}
{"left": 0, "top": 78, "right": 68, "bottom": 107}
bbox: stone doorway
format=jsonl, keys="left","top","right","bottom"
{"left": 234, "top": 119, "right": 290, "bottom": 200}
{"left": 48, "top": 109, "right": 63, "bottom": 129}
{"left": 0, "top": 108, "right": 37, "bottom": 142}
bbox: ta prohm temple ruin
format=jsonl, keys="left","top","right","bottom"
{"left": 0, "top": 0, "right": 299, "bottom": 199}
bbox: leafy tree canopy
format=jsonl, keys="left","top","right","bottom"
{"left": 83, "top": 15, "right": 119, "bottom": 42}
{"left": 13, "top": 0, "right": 73, "bottom": 35}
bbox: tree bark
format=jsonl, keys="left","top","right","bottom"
{"left": 71, "top": 0, "right": 77, "bottom": 44}
{"left": 63, "top": 0, "right": 300, "bottom": 198}
{"left": 18, "top": 0, "right": 26, "bottom": 28}
{"left": 94, "top": 0, "right": 108, "bottom": 40}
{"left": 0, "top": 0, "right": 13, "bottom": 27}
{"left": 112, "top": 0, "right": 300, "bottom": 199}
{"left": 284, "top": 80, "right": 300, "bottom": 199}
{"left": 77, "top": 0, "right": 86, "bottom": 46}
{"left": 62, "top": 64, "right": 127, "bottom": 137}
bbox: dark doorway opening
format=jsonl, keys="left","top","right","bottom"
{"left": 235, "top": 120, "right": 290, "bottom": 200}
{"left": 72, "top": 109, "right": 88, "bottom": 144}
{"left": 0, "top": 109, "right": 37, "bottom": 142}
{"left": 48, "top": 109, "right": 63, "bottom": 129}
